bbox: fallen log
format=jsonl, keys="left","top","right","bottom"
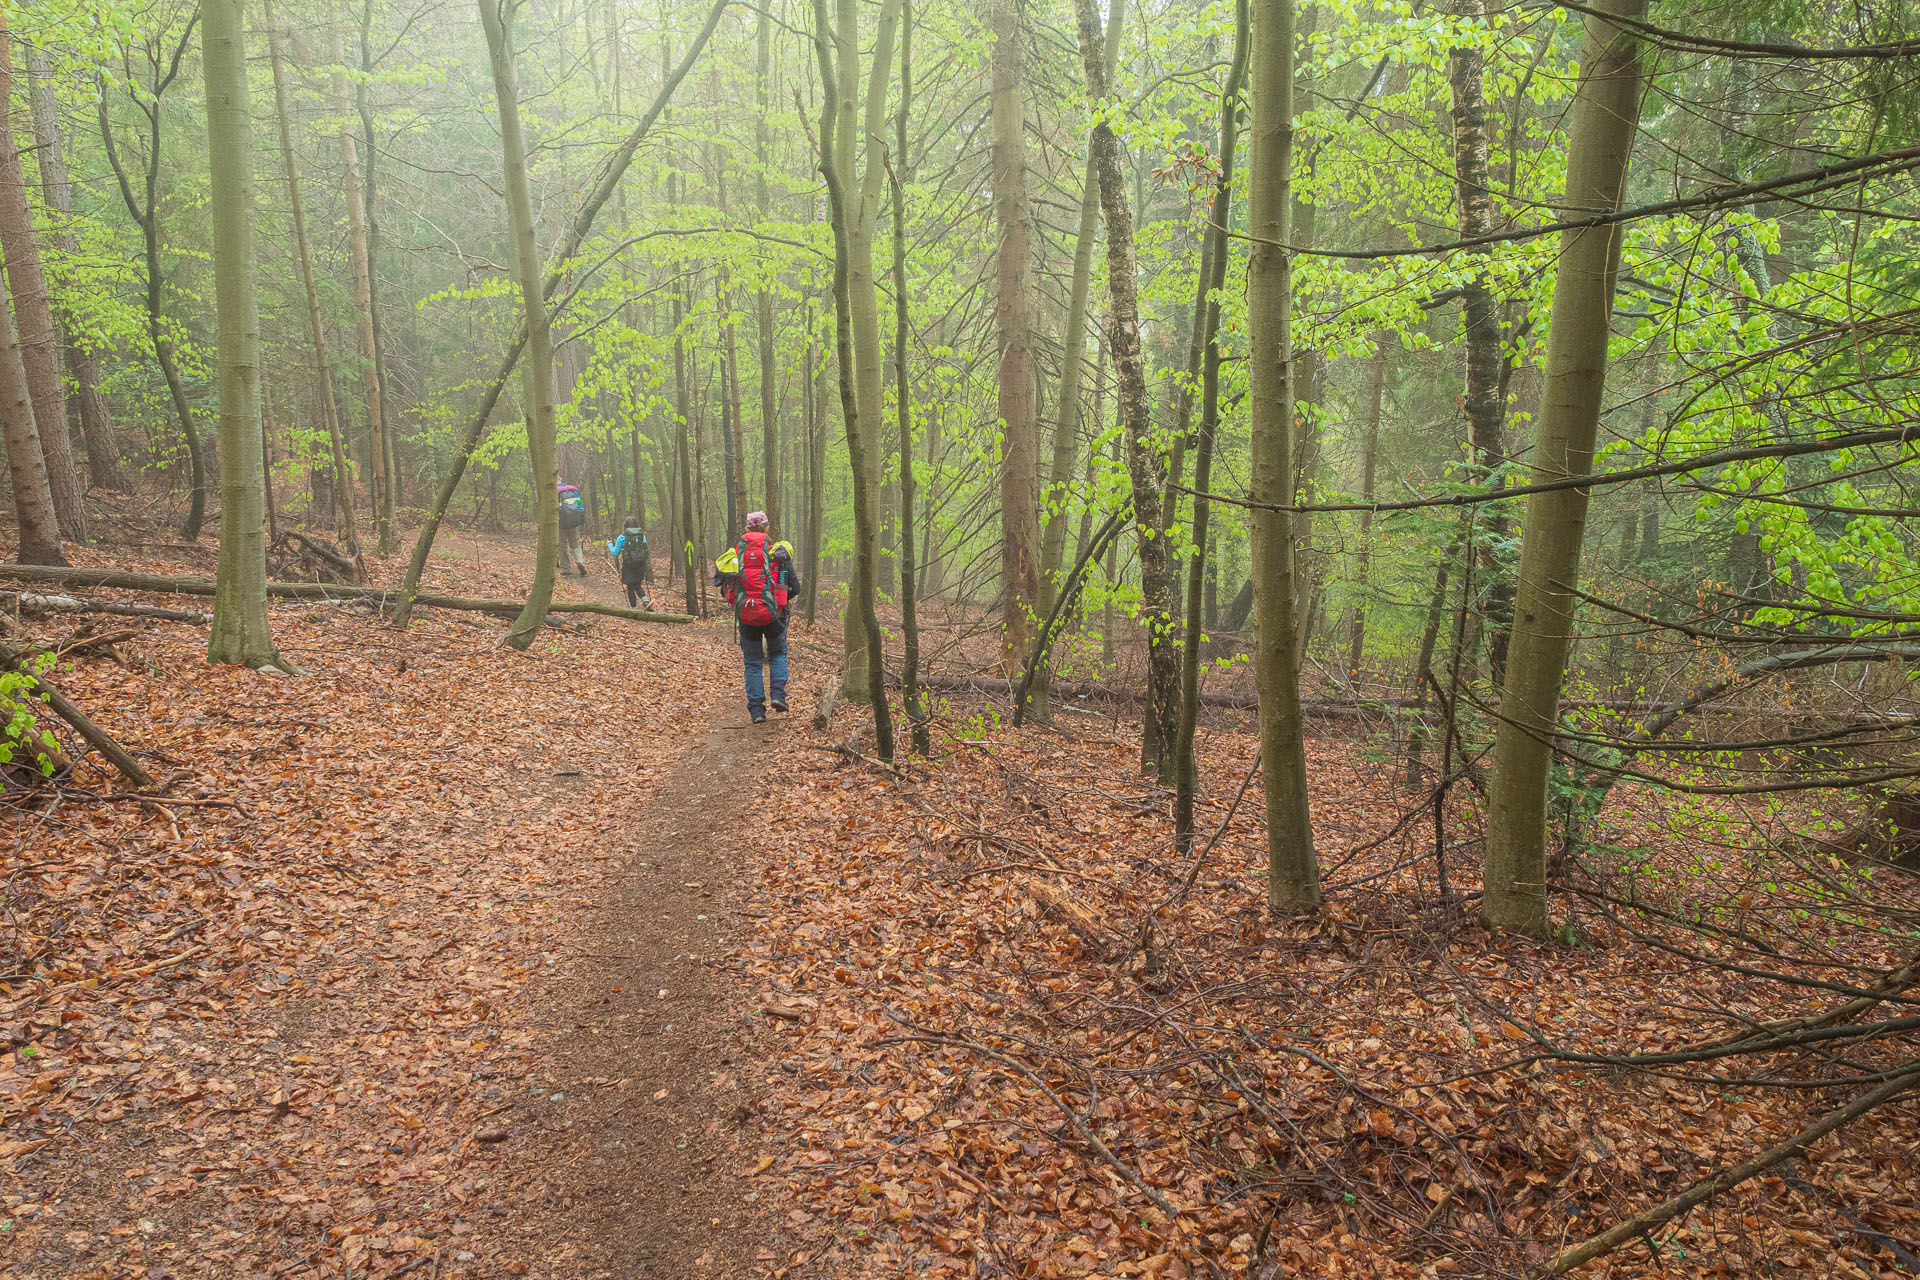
{"left": 0, "top": 640, "right": 154, "bottom": 787}
{"left": 0, "top": 565, "right": 695, "bottom": 625}
{"left": 3, "top": 591, "right": 214, "bottom": 624}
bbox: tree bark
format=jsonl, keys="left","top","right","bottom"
{"left": 834, "top": 0, "right": 903, "bottom": 704}
{"left": 1172, "top": 0, "right": 1247, "bottom": 851}
{"left": 892, "top": 0, "right": 928, "bottom": 755}
{"left": 1482, "top": 0, "right": 1648, "bottom": 937}
{"left": 812, "top": 0, "right": 895, "bottom": 758}
{"left": 333, "top": 25, "right": 392, "bottom": 553}
{"left": 267, "top": 8, "right": 362, "bottom": 561}
{"left": 1245, "top": 0, "right": 1318, "bottom": 912}
{"left": 756, "top": 6, "right": 781, "bottom": 536}
{"left": 1070, "top": 0, "right": 1179, "bottom": 780}
{"left": 990, "top": 0, "right": 1042, "bottom": 683}
{"left": 477, "top": 0, "right": 560, "bottom": 651}
{"left": 26, "top": 47, "right": 122, "bottom": 492}
{"left": 1346, "top": 339, "right": 1388, "bottom": 680}
{"left": 201, "top": 0, "right": 284, "bottom": 669}
{"left": 0, "top": 268, "right": 63, "bottom": 565}
{"left": 0, "top": 23, "right": 81, "bottom": 542}
{"left": 1448, "top": 0, "right": 1514, "bottom": 679}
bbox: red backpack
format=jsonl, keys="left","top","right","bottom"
{"left": 733, "top": 532, "right": 786, "bottom": 626}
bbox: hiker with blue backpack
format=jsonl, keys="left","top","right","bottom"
{"left": 607, "top": 518, "right": 652, "bottom": 611}
{"left": 715, "top": 510, "right": 802, "bottom": 724}
{"left": 556, "top": 480, "right": 589, "bottom": 577}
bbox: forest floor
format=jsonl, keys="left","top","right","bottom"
{"left": 3, "top": 512, "right": 1918, "bottom": 1280}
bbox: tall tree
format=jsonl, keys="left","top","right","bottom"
{"left": 333, "top": 24, "right": 392, "bottom": 552}
{"left": 267, "top": 5, "right": 362, "bottom": 558}
{"left": 832, "top": 0, "right": 904, "bottom": 704}
{"left": 0, "top": 270, "right": 64, "bottom": 566}
{"left": 1172, "top": 0, "right": 1248, "bottom": 849}
{"left": 1482, "top": 0, "right": 1649, "bottom": 936}
{"left": 814, "top": 0, "right": 896, "bottom": 758}
{"left": 98, "top": 12, "right": 207, "bottom": 541}
{"left": 893, "top": 0, "right": 928, "bottom": 755}
{"left": 1245, "top": 0, "right": 1318, "bottom": 912}
{"left": 990, "top": 0, "right": 1043, "bottom": 679}
{"left": 477, "top": 0, "right": 561, "bottom": 651}
{"left": 1346, "top": 339, "right": 1389, "bottom": 680}
{"left": 1070, "top": 0, "right": 1179, "bottom": 779}
{"left": 756, "top": 5, "right": 781, "bottom": 535}
{"left": 25, "top": 45, "right": 123, "bottom": 492}
{"left": 201, "top": 0, "right": 283, "bottom": 668}
{"left": 0, "top": 19, "right": 84, "bottom": 541}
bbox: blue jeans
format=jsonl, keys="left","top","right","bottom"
{"left": 740, "top": 621, "right": 788, "bottom": 715}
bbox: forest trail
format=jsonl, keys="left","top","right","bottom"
{"left": 484, "top": 558, "right": 776, "bottom": 1279}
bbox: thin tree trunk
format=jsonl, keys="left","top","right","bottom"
{"left": 1246, "top": 0, "right": 1318, "bottom": 912}
{"left": 27, "top": 47, "right": 122, "bottom": 492}
{"left": 267, "top": 7, "right": 362, "bottom": 563}
{"left": 1172, "top": 0, "right": 1248, "bottom": 851}
{"left": 1483, "top": 0, "right": 1648, "bottom": 936}
{"left": 1346, "top": 339, "right": 1388, "bottom": 680}
{"left": 675, "top": 257, "right": 698, "bottom": 614}
{"left": 477, "top": 0, "right": 560, "bottom": 651}
{"left": 813, "top": 0, "right": 895, "bottom": 758}
{"left": 756, "top": 7, "right": 780, "bottom": 535}
{"left": 1449, "top": 0, "right": 1514, "bottom": 680}
{"left": 834, "top": 0, "right": 903, "bottom": 704}
{"left": 333, "top": 24, "right": 391, "bottom": 554}
{"left": 892, "top": 0, "right": 927, "bottom": 755}
{"left": 0, "top": 22, "right": 82, "bottom": 540}
{"left": 356, "top": 0, "right": 399, "bottom": 526}
{"left": 201, "top": 0, "right": 282, "bottom": 668}
{"left": 96, "top": 18, "right": 207, "bottom": 541}
{"left": 990, "top": 0, "right": 1042, "bottom": 686}
{"left": 804, "top": 317, "right": 824, "bottom": 623}
{"left": 1071, "top": 0, "right": 1179, "bottom": 780}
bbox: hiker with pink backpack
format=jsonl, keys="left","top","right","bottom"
{"left": 715, "top": 510, "right": 802, "bottom": 724}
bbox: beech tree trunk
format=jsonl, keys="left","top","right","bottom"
{"left": 991, "top": 0, "right": 1042, "bottom": 680}
{"left": 267, "top": 8, "right": 362, "bottom": 559}
{"left": 334, "top": 27, "right": 392, "bottom": 553}
{"left": 1347, "top": 340, "right": 1388, "bottom": 680}
{"left": 812, "top": 0, "right": 895, "bottom": 757}
{"left": 1071, "top": 0, "right": 1179, "bottom": 780}
{"left": 0, "top": 272, "right": 63, "bottom": 565}
{"left": 1246, "top": 0, "right": 1318, "bottom": 912}
{"left": 26, "top": 47, "right": 122, "bottom": 493}
{"left": 1448, "top": 0, "right": 1514, "bottom": 679}
{"left": 0, "top": 21, "right": 84, "bottom": 542}
{"left": 1172, "top": 0, "right": 1248, "bottom": 850}
{"left": 893, "top": 1, "right": 928, "bottom": 755}
{"left": 756, "top": 7, "right": 781, "bottom": 535}
{"left": 477, "top": 0, "right": 561, "bottom": 651}
{"left": 834, "top": 0, "right": 903, "bottom": 704}
{"left": 1483, "top": 0, "right": 1648, "bottom": 937}
{"left": 201, "top": 0, "right": 283, "bottom": 668}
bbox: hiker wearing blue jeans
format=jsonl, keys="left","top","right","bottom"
{"left": 716, "top": 511, "right": 802, "bottom": 723}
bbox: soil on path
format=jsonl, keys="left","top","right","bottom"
{"left": 474, "top": 558, "right": 784, "bottom": 1280}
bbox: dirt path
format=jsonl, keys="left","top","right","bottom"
{"left": 477, "top": 562, "right": 784, "bottom": 1279}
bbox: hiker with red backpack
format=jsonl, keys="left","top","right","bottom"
{"left": 716, "top": 510, "right": 802, "bottom": 724}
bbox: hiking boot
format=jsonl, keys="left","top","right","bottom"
{"left": 751, "top": 710, "right": 767, "bottom": 725}
{"left": 770, "top": 698, "right": 788, "bottom": 713}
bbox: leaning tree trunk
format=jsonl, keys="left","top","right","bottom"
{"left": 266, "top": 7, "right": 361, "bottom": 560}
{"left": 1245, "top": 0, "right": 1318, "bottom": 913}
{"left": 201, "top": 0, "right": 283, "bottom": 668}
{"left": 990, "top": 0, "right": 1043, "bottom": 685}
{"left": 0, "top": 21, "right": 84, "bottom": 542}
{"left": 1482, "top": 0, "right": 1648, "bottom": 937}
{"left": 27, "top": 47, "right": 122, "bottom": 492}
{"left": 1071, "top": 0, "right": 1179, "bottom": 780}
{"left": 477, "top": 0, "right": 560, "bottom": 651}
